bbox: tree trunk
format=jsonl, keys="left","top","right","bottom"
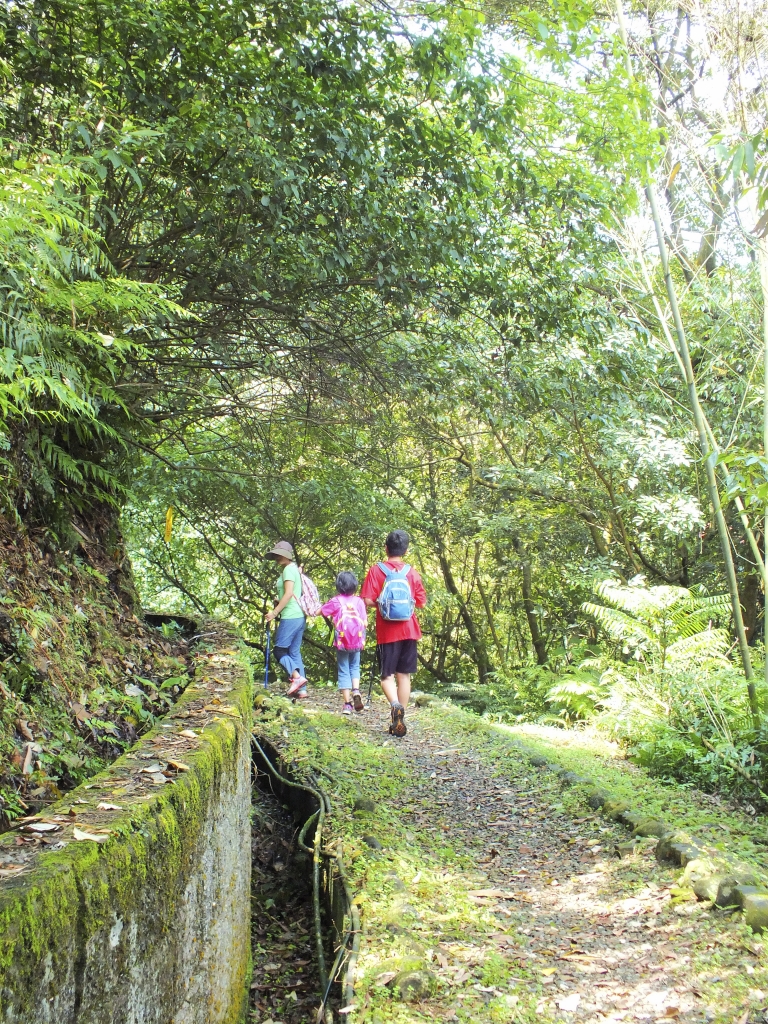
{"left": 511, "top": 535, "right": 547, "bottom": 666}
{"left": 427, "top": 461, "right": 491, "bottom": 684}
{"left": 436, "top": 546, "right": 491, "bottom": 683}
{"left": 742, "top": 570, "right": 761, "bottom": 647}
{"left": 474, "top": 541, "right": 505, "bottom": 663}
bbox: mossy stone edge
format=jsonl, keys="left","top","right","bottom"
{"left": 505, "top": 731, "right": 768, "bottom": 931}
{"left": 0, "top": 635, "right": 253, "bottom": 1023}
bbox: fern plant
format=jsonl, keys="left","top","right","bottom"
{"left": 582, "top": 578, "right": 730, "bottom": 669}
{"left": 0, "top": 155, "right": 185, "bottom": 520}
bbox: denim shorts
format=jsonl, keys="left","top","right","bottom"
{"left": 336, "top": 648, "right": 361, "bottom": 689}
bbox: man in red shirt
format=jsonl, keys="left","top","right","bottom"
{"left": 360, "top": 529, "right": 427, "bottom": 738}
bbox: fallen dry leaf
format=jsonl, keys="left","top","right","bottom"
{"left": 73, "top": 827, "right": 110, "bottom": 843}
{"left": 468, "top": 888, "right": 514, "bottom": 900}
{"left": 16, "top": 720, "right": 34, "bottom": 742}
{"left": 24, "top": 822, "right": 60, "bottom": 833}
{"left": 97, "top": 802, "right": 122, "bottom": 811}
{"left": 179, "top": 729, "right": 197, "bottom": 738}
{"left": 374, "top": 971, "right": 398, "bottom": 985}
{"left": 557, "top": 993, "right": 581, "bottom": 1012}
{"left": 166, "top": 760, "right": 190, "bottom": 772}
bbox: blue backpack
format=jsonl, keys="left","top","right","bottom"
{"left": 376, "top": 563, "right": 415, "bottom": 621}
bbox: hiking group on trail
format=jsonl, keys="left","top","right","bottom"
{"left": 265, "top": 529, "right": 427, "bottom": 737}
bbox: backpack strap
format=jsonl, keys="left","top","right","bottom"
{"left": 378, "top": 562, "right": 410, "bottom": 579}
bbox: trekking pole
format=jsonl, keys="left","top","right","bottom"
{"left": 263, "top": 624, "right": 271, "bottom": 689}
{"left": 366, "top": 645, "right": 378, "bottom": 707}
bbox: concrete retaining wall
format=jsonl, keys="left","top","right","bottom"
{"left": 0, "top": 628, "right": 252, "bottom": 1023}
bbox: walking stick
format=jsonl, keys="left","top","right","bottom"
{"left": 263, "top": 625, "right": 271, "bottom": 689}
{"left": 366, "top": 644, "right": 378, "bottom": 707}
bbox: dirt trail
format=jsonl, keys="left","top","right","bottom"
{"left": 310, "top": 687, "right": 767, "bottom": 1024}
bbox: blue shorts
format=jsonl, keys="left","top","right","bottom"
{"left": 336, "top": 649, "right": 361, "bottom": 689}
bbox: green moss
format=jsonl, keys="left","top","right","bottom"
{"left": 423, "top": 703, "right": 768, "bottom": 874}
{"left": 0, "top": 637, "right": 253, "bottom": 1020}
{"left": 255, "top": 694, "right": 768, "bottom": 1024}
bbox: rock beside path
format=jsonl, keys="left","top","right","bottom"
{"left": 394, "top": 968, "right": 436, "bottom": 1001}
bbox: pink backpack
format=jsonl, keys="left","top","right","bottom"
{"left": 334, "top": 598, "right": 366, "bottom": 651}
{"left": 296, "top": 570, "right": 322, "bottom": 618}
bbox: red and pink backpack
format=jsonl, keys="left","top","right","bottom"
{"left": 332, "top": 597, "right": 367, "bottom": 651}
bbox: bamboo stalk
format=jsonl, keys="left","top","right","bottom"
{"left": 614, "top": 0, "right": 759, "bottom": 723}
{"left": 760, "top": 238, "right": 768, "bottom": 688}
{"left": 635, "top": 240, "right": 768, "bottom": 584}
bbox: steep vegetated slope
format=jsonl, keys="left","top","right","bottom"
{"left": 0, "top": 514, "right": 191, "bottom": 829}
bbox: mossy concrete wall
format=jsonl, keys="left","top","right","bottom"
{"left": 0, "top": 630, "right": 252, "bottom": 1024}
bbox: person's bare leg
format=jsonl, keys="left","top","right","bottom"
{"left": 341, "top": 688, "right": 351, "bottom": 703}
{"left": 395, "top": 673, "right": 411, "bottom": 708}
{"left": 380, "top": 674, "right": 398, "bottom": 704}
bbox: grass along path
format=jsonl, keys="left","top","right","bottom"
{"left": 253, "top": 688, "right": 768, "bottom": 1024}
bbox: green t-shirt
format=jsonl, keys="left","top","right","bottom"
{"left": 277, "top": 563, "right": 304, "bottom": 619}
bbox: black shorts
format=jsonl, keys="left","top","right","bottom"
{"left": 378, "top": 639, "right": 418, "bottom": 678}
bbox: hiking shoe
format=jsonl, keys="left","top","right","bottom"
{"left": 286, "top": 675, "right": 307, "bottom": 697}
{"left": 294, "top": 689, "right": 308, "bottom": 700}
{"left": 352, "top": 690, "right": 365, "bottom": 713}
{"left": 390, "top": 702, "right": 406, "bottom": 738}
{"left": 342, "top": 702, "right": 354, "bottom": 715}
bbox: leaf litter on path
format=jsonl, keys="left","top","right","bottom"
{"left": 304, "top": 688, "right": 768, "bottom": 1023}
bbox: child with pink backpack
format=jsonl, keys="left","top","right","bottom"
{"left": 320, "top": 571, "right": 367, "bottom": 715}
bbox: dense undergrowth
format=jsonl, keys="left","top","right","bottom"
{"left": 445, "top": 659, "right": 768, "bottom": 808}
{"left": 0, "top": 514, "right": 191, "bottom": 829}
{"left": 421, "top": 581, "right": 768, "bottom": 811}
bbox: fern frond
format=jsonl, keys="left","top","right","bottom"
{"left": 584, "top": 577, "right": 732, "bottom": 672}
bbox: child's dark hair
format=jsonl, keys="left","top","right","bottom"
{"left": 385, "top": 529, "right": 409, "bottom": 557}
{"left": 336, "top": 571, "right": 358, "bottom": 596}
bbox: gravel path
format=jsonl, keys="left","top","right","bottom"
{"left": 309, "top": 687, "right": 768, "bottom": 1024}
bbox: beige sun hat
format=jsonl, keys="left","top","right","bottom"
{"left": 265, "top": 540, "right": 295, "bottom": 561}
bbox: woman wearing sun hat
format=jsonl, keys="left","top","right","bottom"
{"left": 265, "top": 540, "right": 308, "bottom": 698}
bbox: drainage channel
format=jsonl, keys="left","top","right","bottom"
{"left": 250, "top": 783, "right": 326, "bottom": 1022}
{"left": 251, "top": 737, "right": 358, "bottom": 1024}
